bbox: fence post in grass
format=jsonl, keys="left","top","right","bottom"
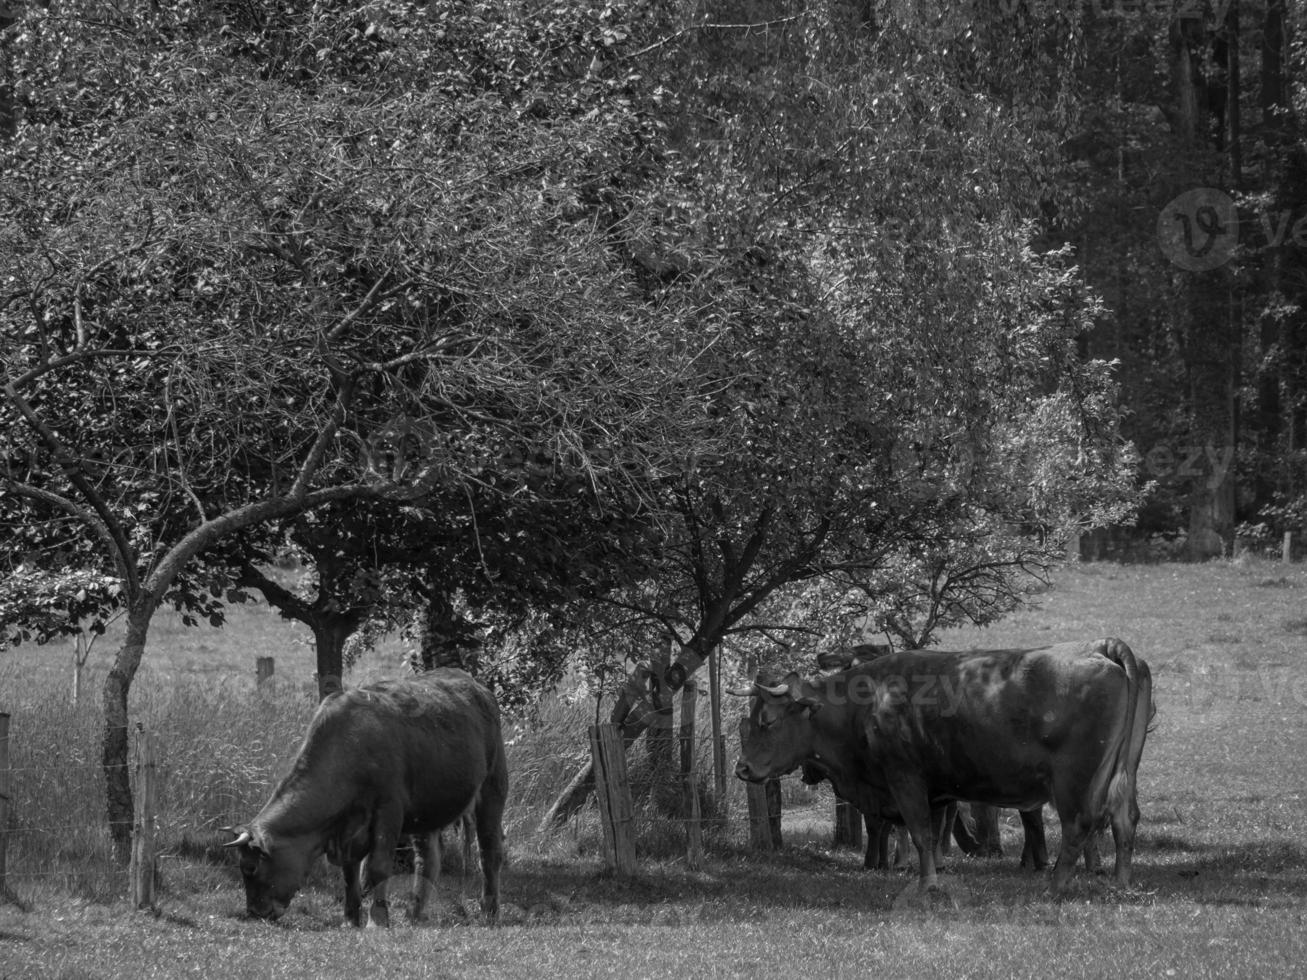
{"left": 679, "top": 679, "right": 703, "bottom": 870}
{"left": 1284, "top": 531, "right": 1293, "bottom": 565}
{"left": 708, "top": 646, "right": 727, "bottom": 803}
{"left": 740, "top": 718, "right": 781, "bottom": 852}
{"left": 766, "top": 779, "right": 783, "bottom": 845}
{"left": 589, "top": 723, "right": 636, "bottom": 876}
{"left": 746, "top": 781, "right": 782, "bottom": 851}
{"left": 131, "top": 726, "right": 161, "bottom": 910}
{"left": 256, "top": 656, "right": 275, "bottom": 691}
{"left": 0, "top": 712, "right": 9, "bottom": 900}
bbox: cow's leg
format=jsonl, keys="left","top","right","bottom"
{"left": 342, "top": 858, "right": 364, "bottom": 927}
{"left": 1108, "top": 785, "right": 1141, "bottom": 887}
{"left": 863, "top": 813, "right": 890, "bottom": 870}
{"left": 1083, "top": 829, "right": 1103, "bottom": 873}
{"left": 1051, "top": 813, "right": 1094, "bottom": 893}
{"left": 941, "top": 804, "right": 961, "bottom": 857}
{"left": 971, "top": 804, "right": 1002, "bottom": 857}
{"left": 1018, "top": 807, "right": 1049, "bottom": 870}
{"left": 1050, "top": 780, "right": 1097, "bottom": 893}
{"left": 364, "top": 806, "right": 404, "bottom": 927}
{"left": 461, "top": 809, "right": 476, "bottom": 874}
{"left": 886, "top": 773, "right": 939, "bottom": 890}
{"left": 949, "top": 802, "right": 980, "bottom": 856}
{"left": 931, "top": 805, "right": 951, "bottom": 866}
{"left": 474, "top": 791, "right": 506, "bottom": 922}
{"left": 411, "top": 831, "right": 442, "bottom": 922}
{"left": 892, "top": 825, "right": 912, "bottom": 869}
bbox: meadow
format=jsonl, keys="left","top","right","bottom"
{"left": 1, "top": 559, "right": 1306, "bottom": 978}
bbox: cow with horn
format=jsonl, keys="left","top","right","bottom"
{"left": 225, "top": 668, "right": 508, "bottom": 926}
{"left": 733, "top": 638, "right": 1152, "bottom": 895}
{"left": 810, "top": 645, "right": 1066, "bottom": 872}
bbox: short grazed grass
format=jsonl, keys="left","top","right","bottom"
{"left": 2, "top": 557, "right": 1307, "bottom": 978}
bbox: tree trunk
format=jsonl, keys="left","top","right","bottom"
{"left": 1171, "top": 12, "right": 1239, "bottom": 560}
{"left": 646, "top": 641, "right": 677, "bottom": 815}
{"left": 102, "top": 600, "right": 154, "bottom": 863}
{"left": 1254, "top": 0, "right": 1289, "bottom": 516}
{"left": 310, "top": 617, "right": 355, "bottom": 699}
{"left": 416, "top": 588, "right": 481, "bottom": 674}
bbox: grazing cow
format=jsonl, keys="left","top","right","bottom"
{"left": 226, "top": 668, "right": 508, "bottom": 926}
{"left": 735, "top": 638, "right": 1152, "bottom": 893}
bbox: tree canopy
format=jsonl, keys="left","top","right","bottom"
{"left": 14, "top": 0, "right": 1295, "bottom": 846}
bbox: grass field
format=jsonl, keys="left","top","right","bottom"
{"left": 2, "top": 559, "right": 1306, "bottom": 978}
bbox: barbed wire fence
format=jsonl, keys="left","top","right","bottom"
{"left": 0, "top": 666, "right": 860, "bottom": 909}
{"left": 0, "top": 708, "right": 135, "bottom": 906}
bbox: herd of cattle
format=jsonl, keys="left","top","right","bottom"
{"left": 224, "top": 637, "right": 1153, "bottom": 925}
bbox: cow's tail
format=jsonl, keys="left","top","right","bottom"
{"left": 1094, "top": 638, "right": 1152, "bottom": 821}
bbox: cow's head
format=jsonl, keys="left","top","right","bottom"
{"left": 729, "top": 672, "right": 823, "bottom": 782}
{"left": 224, "top": 824, "right": 316, "bottom": 921}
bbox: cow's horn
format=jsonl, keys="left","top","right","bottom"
{"left": 725, "top": 685, "right": 757, "bottom": 697}
{"left": 225, "top": 830, "right": 253, "bottom": 848}
{"left": 757, "top": 681, "right": 789, "bottom": 697}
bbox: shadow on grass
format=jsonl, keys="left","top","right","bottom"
{"left": 1146, "top": 840, "right": 1307, "bottom": 906}
{"left": 174, "top": 832, "right": 1307, "bottom": 932}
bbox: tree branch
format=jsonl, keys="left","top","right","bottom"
{"left": 1, "top": 381, "right": 141, "bottom": 594}
{"left": 236, "top": 563, "right": 313, "bottom": 622}
{"left": 0, "top": 480, "right": 130, "bottom": 583}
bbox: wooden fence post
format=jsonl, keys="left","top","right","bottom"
{"left": 256, "top": 656, "right": 275, "bottom": 690}
{"left": 746, "top": 782, "right": 782, "bottom": 851}
{"left": 589, "top": 723, "right": 636, "bottom": 876}
{"left": 766, "top": 779, "right": 783, "bottom": 844}
{"left": 708, "top": 646, "right": 727, "bottom": 801}
{"left": 131, "top": 727, "right": 161, "bottom": 909}
{"left": 679, "top": 680, "right": 703, "bottom": 870}
{"left": 1284, "top": 531, "right": 1293, "bottom": 565}
{"left": 740, "top": 718, "right": 781, "bottom": 851}
{"left": 0, "top": 712, "right": 9, "bottom": 900}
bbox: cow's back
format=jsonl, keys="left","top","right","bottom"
{"left": 852, "top": 640, "right": 1137, "bottom": 808}
{"left": 295, "top": 668, "right": 506, "bottom": 834}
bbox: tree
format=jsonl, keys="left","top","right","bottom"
{"left": 539, "top": 3, "right": 1141, "bottom": 824}
{"left": 1, "top": 0, "right": 713, "bottom": 856}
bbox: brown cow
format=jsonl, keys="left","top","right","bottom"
{"left": 226, "top": 668, "right": 507, "bottom": 926}
{"left": 735, "top": 638, "right": 1152, "bottom": 893}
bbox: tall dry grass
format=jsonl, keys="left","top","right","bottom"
{"left": 0, "top": 653, "right": 774, "bottom": 905}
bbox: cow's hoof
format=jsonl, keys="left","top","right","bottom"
{"left": 369, "top": 903, "right": 391, "bottom": 928}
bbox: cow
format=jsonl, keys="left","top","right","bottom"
{"left": 811, "top": 645, "right": 1103, "bottom": 874}
{"left": 225, "top": 668, "right": 508, "bottom": 926}
{"left": 734, "top": 638, "right": 1152, "bottom": 894}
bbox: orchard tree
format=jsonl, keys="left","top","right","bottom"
{"left": 0, "top": 0, "right": 712, "bottom": 857}
{"left": 537, "top": 3, "right": 1143, "bottom": 822}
